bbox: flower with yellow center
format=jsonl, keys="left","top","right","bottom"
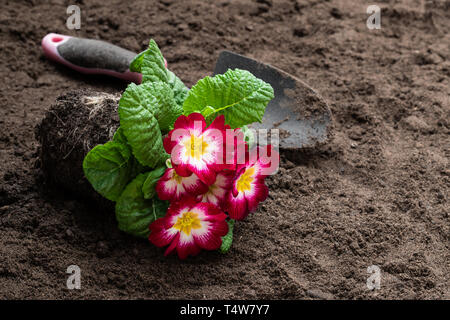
{"left": 173, "top": 211, "right": 202, "bottom": 235}
{"left": 149, "top": 199, "right": 229, "bottom": 259}
{"left": 227, "top": 145, "right": 279, "bottom": 220}
{"left": 236, "top": 167, "right": 255, "bottom": 192}
{"left": 164, "top": 113, "right": 233, "bottom": 186}
{"left": 184, "top": 134, "right": 209, "bottom": 160}
{"left": 156, "top": 168, "right": 208, "bottom": 202}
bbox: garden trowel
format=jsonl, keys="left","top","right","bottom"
{"left": 214, "top": 51, "right": 332, "bottom": 150}
{"left": 42, "top": 33, "right": 332, "bottom": 150}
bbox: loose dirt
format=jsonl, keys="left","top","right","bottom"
{"left": 0, "top": 0, "right": 448, "bottom": 299}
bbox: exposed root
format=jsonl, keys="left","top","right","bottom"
{"left": 35, "top": 89, "right": 119, "bottom": 206}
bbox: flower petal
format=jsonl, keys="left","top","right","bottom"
{"left": 173, "top": 163, "right": 192, "bottom": 177}
{"left": 193, "top": 226, "right": 224, "bottom": 250}
{"left": 193, "top": 202, "right": 228, "bottom": 222}
{"left": 156, "top": 168, "right": 207, "bottom": 202}
{"left": 164, "top": 233, "right": 180, "bottom": 257}
{"left": 185, "top": 112, "right": 206, "bottom": 134}
{"left": 207, "top": 114, "right": 226, "bottom": 130}
{"left": 245, "top": 179, "right": 269, "bottom": 212}
{"left": 166, "top": 199, "right": 196, "bottom": 217}
{"left": 191, "top": 203, "right": 228, "bottom": 250}
{"left": 183, "top": 173, "right": 209, "bottom": 194}
{"left": 149, "top": 218, "right": 177, "bottom": 247}
{"left": 254, "top": 145, "right": 279, "bottom": 177}
{"left": 191, "top": 166, "right": 217, "bottom": 186}
{"left": 227, "top": 191, "right": 248, "bottom": 220}
{"left": 198, "top": 170, "right": 234, "bottom": 209}
{"left": 176, "top": 232, "right": 199, "bottom": 259}
{"left": 173, "top": 114, "right": 190, "bottom": 129}
{"left": 163, "top": 132, "right": 177, "bottom": 154}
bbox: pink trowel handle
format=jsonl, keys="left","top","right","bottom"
{"left": 42, "top": 33, "right": 167, "bottom": 83}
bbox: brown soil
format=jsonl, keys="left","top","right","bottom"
{"left": 0, "top": 0, "right": 449, "bottom": 299}
{"left": 35, "top": 90, "right": 120, "bottom": 206}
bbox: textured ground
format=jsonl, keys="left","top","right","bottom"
{"left": 0, "top": 0, "right": 448, "bottom": 299}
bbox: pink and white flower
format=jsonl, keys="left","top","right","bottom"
{"left": 226, "top": 145, "right": 279, "bottom": 220}
{"left": 156, "top": 168, "right": 208, "bottom": 202}
{"left": 163, "top": 113, "right": 234, "bottom": 186}
{"left": 197, "top": 170, "right": 234, "bottom": 210}
{"left": 149, "top": 198, "right": 229, "bottom": 259}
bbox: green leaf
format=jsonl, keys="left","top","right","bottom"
{"left": 129, "top": 50, "right": 146, "bottom": 73}
{"left": 122, "top": 82, "right": 181, "bottom": 133}
{"left": 241, "top": 125, "right": 256, "bottom": 149}
{"left": 118, "top": 83, "right": 167, "bottom": 168}
{"left": 116, "top": 173, "right": 169, "bottom": 238}
{"left": 113, "top": 127, "right": 128, "bottom": 145}
{"left": 129, "top": 156, "right": 147, "bottom": 178}
{"left": 83, "top": 141, "right": 133, "bottom": 201}
{"left": 141, "top": 40, "right": 168, "bottom": 83}
{"left": 219, "top": 219, "right": 235, "bottom": 254}
{"left": 129, "top": 40, "right": 190, "bottom": 109}
{"left": 113, "top": 127, "right": 148, "bottom": 176}
{"left": 147, "top": 82, "right": 183, "bottom": 133}
{"left": 183, "top": 69, "right": 274, "bottom": 128}
{"left": 142, "top": 166, "right": 166, "bottom": 199}
{"left": 167, "top": 69, "right": 189, "bottom": 108}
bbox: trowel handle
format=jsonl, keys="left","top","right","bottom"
{"left": 42, "top": 33, "right": 166, "bottom": 83}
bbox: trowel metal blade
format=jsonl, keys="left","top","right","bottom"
{"left": 213, "top": 51, "right": 332, "bottom": 150}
